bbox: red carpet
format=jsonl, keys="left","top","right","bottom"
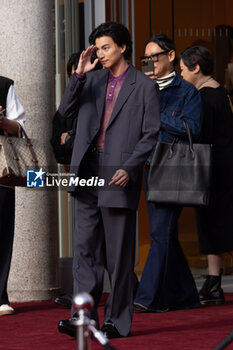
{"left": 1, "top": 294, "right": 233, "bottom": 350}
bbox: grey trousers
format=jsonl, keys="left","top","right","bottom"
{"left": 72, "top": 199, "right": 136, "bottom": 336}
{"left": 72, "top": 150, "right": 136, "bottom": 336}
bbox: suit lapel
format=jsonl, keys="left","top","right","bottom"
{"left": 95, "top": 70, "right": 109, "bottom": 123}
{"left": 107, "top": 65, "right": 136, "bottom": 129}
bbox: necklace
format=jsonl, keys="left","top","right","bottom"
{"left": 197, "top": 77, "right": 213, "bottom": 90}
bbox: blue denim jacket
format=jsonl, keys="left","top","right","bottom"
{"left": 159, "top": 72, "right": 201, "bottom": 142}
{"left": 147, "top": 72, "right": 202, "bottom": 164}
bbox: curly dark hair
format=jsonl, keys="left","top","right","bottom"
{"left": 89, "top": 21, "right": 132, "bottom": 61}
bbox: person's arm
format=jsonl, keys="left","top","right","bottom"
{"left": 161, "top": 87, "right": 202, "bottom": 140}
{"left": 0, "top": 111, "right": 19, "bottom": 135}
{"left": 59, "top": 46, "right": 98, "bottom": 119}
{"left": 0, "top": 85, "right": 25, "bottom": 136}
{"left": 58, "top": 74, "right": 85, "bottom": 120}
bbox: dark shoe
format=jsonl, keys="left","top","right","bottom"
{"left": 199, "top": 275, "right": 225, "bottom": 305}
{"left": 133, "top": 302, "right": 152, "bottom": 313}
{"left": 54, "top": 294, "right": 72, "bottom": 308}
{"left": 58, "top": 318, "right": 76, "bottom": 337}
{"left": 101, "top": 321, "right": 128, "bottom": 339}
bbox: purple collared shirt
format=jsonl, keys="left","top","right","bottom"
{"left": 94, "top": 65, "right": 130, "bottom": 149}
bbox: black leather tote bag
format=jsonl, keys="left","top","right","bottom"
{"left": 147, "top": 120, "right": 212, "bottom": 206}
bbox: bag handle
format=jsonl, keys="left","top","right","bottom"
{"left": 169, "top": 119, "right": 195, "bottom": 158}
{"left": 21, "top": 128, "right": 40, "bottom": 166}
{"left": 182, "top": 119, "right": 195, "bottom": 154}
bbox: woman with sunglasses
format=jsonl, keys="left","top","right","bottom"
{"left": 134, "top": 34, "right": 201, "bottom": 312}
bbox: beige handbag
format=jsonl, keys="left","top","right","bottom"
{"left": 0, "top": 128, "right": 47, "bottom": 187}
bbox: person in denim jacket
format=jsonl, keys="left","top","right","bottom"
{"left": 134, "top": 34, "right": 202, "bottom": 312}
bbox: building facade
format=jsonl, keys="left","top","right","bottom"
{"left": 0, "top": 0, "right": 232, "bottom": 301}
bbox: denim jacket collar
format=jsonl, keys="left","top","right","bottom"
{"left": 165, "top": 71, "right": 182, "bottom": 88}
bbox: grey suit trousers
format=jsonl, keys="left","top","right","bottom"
{"left": 72, "top": 149, "right": 136, "bottom": 336}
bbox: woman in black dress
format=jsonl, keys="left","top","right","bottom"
{"left": 180, "top": 45, "right": 233, "bottom": 305}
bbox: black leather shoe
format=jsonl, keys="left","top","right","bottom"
{"left": 199, "top": 274, "right": 225, "bottom": 305}
{"left": 101, "top": 322, "right": 128, "bottom": 339}
{"left": 54, "top": 294, "right": 72, "bottom": 308}
{"left": 58, "top": 318, "right": 76, "bottom": 337}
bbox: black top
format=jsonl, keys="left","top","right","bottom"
{"left": 200, "top": 86, "right": 233, "bottom": 148}
{"left": 200, "top": 86, "right": 233, "bottom": 181}
{"left": 195, "top": 86, "right": 233, "bottom": 254}
{"left": 0, "top": 76, "right": 14, "bottom": 110}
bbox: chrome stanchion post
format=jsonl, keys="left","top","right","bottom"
{"left": 72, "top": 293, "right": 94, "bottom": 350}
{"left": 72, "top": 292, "right": 117, "bottom": 350}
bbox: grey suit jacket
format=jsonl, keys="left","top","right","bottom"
{"left": 59, "top": 64, "right": 160, "bottom": 210}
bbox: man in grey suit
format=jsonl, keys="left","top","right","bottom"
{"left": 58, "top": 22, "right": 160, "bottom": 339}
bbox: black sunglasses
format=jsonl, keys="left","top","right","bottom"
{"left": 140, "top": 50, "right": 169, "bottom": 62}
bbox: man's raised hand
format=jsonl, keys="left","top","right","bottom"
{"left": 76, "top": 45, "right": 99, "bottom": 75}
